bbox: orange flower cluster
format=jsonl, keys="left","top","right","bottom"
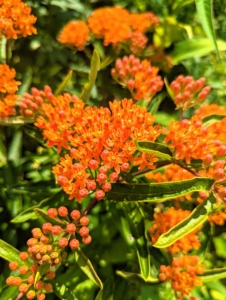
{"left": 170, "top": 75, "right": 211, "bottom": 110}
{"left": 195, "top": 103, "right": 226, "bottom": 118}
{"left": 20, "top": 86, "right": 84, "bottom": 152}
{"left": 126, "top": 31, "right": 148, "bottom": 55}
{"left": 57, "top": 21, "right": 90, "bottom": 50}
{"left": 58, "top": 7, "right": 159, "bottom": 50}
{"left": 111, "top": 55, "right": 163, "bottom": 101}
{"left": 164, "top": 116, "right": 222, "bottom": 163}
{"left": 0, "top": 0, "right": 37, "bottom": 39}
{"left": 159, "top": 256, "right": 204, "bottom": 300}
{"left": 20, "top": 89, "right": 161, "bottom": 201}
{"left": 150, "top": 207, "right": 201, "bottom": 253}
{"left": 0, "top": 64, "right": 21, "bottom": 118}
{"left": 87, "top": 7, "right": 130, "bottom": 46}
{"left": 52, "top": 99, "right": 161, "bottom": 201}
{"left": 129, "top": 12, "right": 159, "bottom": 33}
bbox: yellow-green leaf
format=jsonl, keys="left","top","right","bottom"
{"left": 55, "top": 70, "right": 73, "bottom": 96}
{"left": 75, "top": 248, "right": 103, "bottom": 289}
{"left": 195, "top": 0, "right": 219, "bottom": 57}
{"left": 154, "top": 193, "right": 216, "bottom": 248}
{"left": 135, "top": 140, "right": 173, "bottom": 161}
{"left": 80, "top": 49, "right": 100, "bottom": 102}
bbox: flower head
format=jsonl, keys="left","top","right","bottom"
{"left": 58, "top": 21, "right": 90, "bottom": 50}
{"left": 0, "top": 0, "right": 37, "bottom": 39}
{"left": 0, "top": 64, "right": 21, "bottom": 118}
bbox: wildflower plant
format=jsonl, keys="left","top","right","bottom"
{"left": 1, "top": 1, "right": 226, "bottom": 300}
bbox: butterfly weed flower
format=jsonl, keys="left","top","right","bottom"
{"left": 111, "top": 55, "right": 163, "bottom": 101}
{"left": 0, "top": 0, "right": 37, "bottom": 39}
{"left": 0, "top": 64, "right": 21, "bottom": 118}
{"left": 52, "top": 98, "right": 161, "bottom": 201}
{"left": 170, "top": 75, "right": 211, "bottom": 110}
{"left": 58, "top": 21, "right": 90, "bottom": 50}
{"left": 159, "top": 256, "right": 204, "bottom": 300}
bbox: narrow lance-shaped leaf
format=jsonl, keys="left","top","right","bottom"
{"left": 116, "top": 270, "right": 159, "bottom": 284}
{"left": 34, "top": 264, "right": 50, "bottom": 286}
{"left": 135, "top": 140, "right": 173, "bottom": 161}
{"left": 154, "top": 193, "right": 216, "bottom": 248}
{"left": 80, "top": 49, "right": 100, "bottom": 103}
{"left": 170, "top": 38, "right": 226, "bottom": 64}
{"left": 0, "top": 239, "right": 30, "bottom": 267}
{"left": 195, "top": 0, "right": 219, "bottom": 57}
{"left": 202, "top": 114, "right": 226, "bottom": 126}
{"left": 34, "top": 208, "right": 67, "bottom": 226}
{"left": 199, "top": 268, "right": 226, "bottom": 282}
{"left": 0, "top": 116, "right": 34, "bottom": 126}
{"left": 124, "top": 202, "right": 150, "bottom": 280}
{"left": 164, "top": 78, "right": 174, "bottom": 101}
{"left": 55, "top": 69, "right": 73, "bottom": 96}
{"left": 106, "top": 178, "right": 214, "bottom": 202}
{"left": 95, "top": 277, "right": 114, "bottom": 300}
{"left": 75, "top": 247, "right": 103, "bottom": 289}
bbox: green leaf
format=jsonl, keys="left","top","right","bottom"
{"left": 0, "top": 286, "right": 18, "bottom": 300}
{"left": 75, "top": 248, "right": 103, "bottom": 289}
{"left": 135, "top": 141, "right": 173, "bottom": 161}
{"left": 17, "top": 67, "right": 32, "bottom": 96}
{"left": 106, "top": 178, "right": 214, "bottom": 202}
{"left": 55, "top": 69, "right": 73, "bottom": 96}
{"left": 154, "top": 193, "right": 216, "bottom": 248}
{"left": 202, "top": 114, "right": 226, "bottom": 126}
{"left": 109, "top": 202, "right": 135, "bottom": 247}
{"left": 0, "top": 138, "right": 6, "bottom": 167}
{"left": 34, "top": 208, "right": 67, "bottom": 226}
{"left": 100, "top": 53, "right": 117, "bottom": 70}
{"left": 196, "top": 222, "right": 213, "bottom": 262}
{"left": 0, "top": 239, "right": 30, "bottom": 267}
{"left": 195, "top": 0, "right": 219, "bottom": 57}
{"left": 123, "top": 203, "right": 150, "bottom": 280}
{"left": 116, "top": 271, "right": 159, "bottom": 284}
{"left": 34, "top": 264, "right": 50, "bottom": 286}
{"left": 0, "top": 116, "right": 34, "bottom": 126}
{"left": 95, "top": 277, "right": 114, "bottom": 300}
{"left": 8, "top": 130, "right": 22, "bottom": 166}
{"left": 172, "top": 0, "right": 195, "bottom": 13}
{"left": 200, "top": 268, "right": 226, "bottom": 282}
{"left": 80, "top": 49, "right": 100, "bottom": 103}
{"left": 164, "top": 78, "right": 174, "bottom": 100}
{"left": 170, "top": 39, "right": 226, "bottom": 64}
{"left": 52, "top": 281, "right": 78, "bottom": 300}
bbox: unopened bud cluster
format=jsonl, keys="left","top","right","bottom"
{"left": 159, "top": 256, "right": 204, "bottom": 300}
{"left": 170, "top": 75, "right": 211, "bottom": 110}
{"left": 111, "top": 55, "right": 163, "bottom": 101}
{"left": 6, "top": 206, "right": 90, "bottom": 299}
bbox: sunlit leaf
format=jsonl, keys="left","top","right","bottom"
{"left": 80, "top": 49, "right": 100, "bottom": 102}
{"left": 200, "top": 268, "right": 226, "bottom": 282}
{"left": 75, "top": 248, "right": 103, "bottom": 289}
{"left": 135, "top": 141, "right": 173, "bottom": 161}
{"left": 196, "top": 0, "right": 219, "bottom": 57}
{"left": 0, "top": 239, "right": 30, "bottom": 267}
{"left": 154, "top": 193, "right": 216, "bottom": 248}
{"left": 34, "top": 208, "right": 67, "bottom": 226}
{"left": 55, "top": 69, "right": 73, "bottom": 96}
{"left": 106, "top": 178, "right": 214, "bottom": 202}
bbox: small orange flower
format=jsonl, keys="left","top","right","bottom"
{"left": 87, "top": 7, "right": 131, "bottom": 46}
{"left": 159, "top": 255, "right": 204, "bottom": 300}
{"left": 0, "top": 0, "right": 37, "bottom": 39}
{"left": 0, "top": 64, "right": 21, "bottom": 118}
{"left": 164, "top": 116, "right": 221, "bottom": 163}
{"left": 129, "top": 12, "right": 159, "bottom": 33}
{"left": 58, "top": 21, "right": 90, "bottom": 50}
{"left": 126, "top": 31, "right": 148, "bottom": 55}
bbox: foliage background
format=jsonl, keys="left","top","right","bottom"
{"left": 1, "top": 0, "right": 226, "bottom": 299}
